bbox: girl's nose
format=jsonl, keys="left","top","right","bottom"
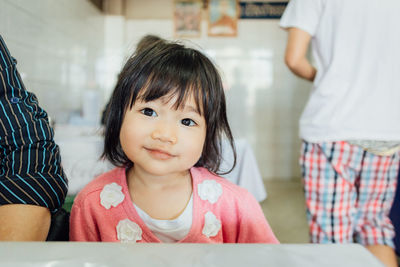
{"left": 151, "top": 124, "right": 177, "bottom": 144}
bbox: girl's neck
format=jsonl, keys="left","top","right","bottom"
{"left": 127, "top": 166, "right": 191, "bottom": 190}
{"left": 126, "top": 166, "right": 193, "bottom": 220}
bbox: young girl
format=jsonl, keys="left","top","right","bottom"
{"left": 70, "top": 39, "right": 278, "bottom": 244}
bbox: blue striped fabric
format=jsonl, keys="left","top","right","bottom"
{"left": 0, "top": 35, "right": 68, "bottom": 211}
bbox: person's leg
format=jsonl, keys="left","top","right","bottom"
{"left": 355, "top": 151, "right": 399, "bottom": 267}
{"left": 300, "top": 141, "right": 359, "bottom": 243}
{"left": 0, "top": 204, "right": 50, "bottom": 241}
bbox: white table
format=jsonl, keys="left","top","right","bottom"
{"left": 219, "top": 138, "right": 267, "bottom": 201}
{"left": 0, "top": 243, "right": 383, "bottom": 267}
{"left": 55, "top": 125, "right": 267, "bottom": 201}
{"left": 54, "top": 125, "right": 112, "bottom": 196}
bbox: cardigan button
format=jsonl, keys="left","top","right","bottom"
{"left": 10, "top": 97, "right": 20, "bottom": 104}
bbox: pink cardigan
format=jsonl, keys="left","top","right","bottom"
{"left": 70, "top": 167, "right": 279, "bottom": 243}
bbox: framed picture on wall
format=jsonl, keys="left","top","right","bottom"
{"left": 208, "top": 0, "right": 238, "bottom": 37}
{"left": 174, "top": 0, "right": 202, "bottom": 38}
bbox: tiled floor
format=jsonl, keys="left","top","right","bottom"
{"left": 261, "top": 179, "right": 309, "bottom": 243}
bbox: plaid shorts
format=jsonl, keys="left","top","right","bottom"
{"left": 300, "top": 141, "right": 399, "bottom": 247}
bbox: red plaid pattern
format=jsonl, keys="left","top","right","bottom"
{"left": 300, "top": 141, "right": 399, "bottom": 247}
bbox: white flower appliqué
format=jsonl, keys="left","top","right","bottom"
{"left": 116, "top": 219, "right": 142, "bottom": 243}
{"left": 198, "top": 180, "right": 222, "bottom": 204}
{"left": 100, "top": 182, "right": 125, "bottom": 209}
{"left": 202, "top": 211, "right": 221, "bottom": 238}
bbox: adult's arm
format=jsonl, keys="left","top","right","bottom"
{"left": 284, "top": 27, "right": 317, "bottom": 82}
{"left": 0, "top": 35, "right": 68, "bottom": 240}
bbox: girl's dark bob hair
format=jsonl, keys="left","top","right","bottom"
{"left": 102, "top": 38, "right": 236, "bottom": 175}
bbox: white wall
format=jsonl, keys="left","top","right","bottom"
{"left": 0, "top": 0, "right": 106, "bottom": 125}
{"left": 0, "top": 0, "right": 311, "bottom": 180}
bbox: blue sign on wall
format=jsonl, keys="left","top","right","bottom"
{"left": 239, "top": 2, "right": 288, "bottom": 19}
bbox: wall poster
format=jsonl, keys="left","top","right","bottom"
{"left": 208, "top": 0, "right": 238, "bottom": 37}
{"left": 174, "top": 0, "right": 203, "bottom": 38}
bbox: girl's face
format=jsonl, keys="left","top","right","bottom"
{"left": 120, "top": 93, "right": 206, "bottom": 177}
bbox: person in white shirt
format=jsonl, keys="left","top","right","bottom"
{"left": 280, "top": 1, "right": 400, "bottom": 266}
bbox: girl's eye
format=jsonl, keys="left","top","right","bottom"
{"left": 141, "top": 108, "right": 157, "bottom": 117}
{"left": 181, "top": 118, "right": 196, "bottom": 127}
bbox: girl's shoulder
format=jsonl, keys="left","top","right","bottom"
{"left": 73, "top": 167, "right": 126, "bottom": 206}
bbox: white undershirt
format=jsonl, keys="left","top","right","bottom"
{"left": 133, "top": 195, "right": 193, "bottom": 243}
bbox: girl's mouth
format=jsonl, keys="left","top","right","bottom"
{"left": 145, "top": 148, "right": 174, "bottom": 160}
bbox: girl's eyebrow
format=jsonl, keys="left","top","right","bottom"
{"left": 183, "top": 105, "right": 201, "bottom": 115}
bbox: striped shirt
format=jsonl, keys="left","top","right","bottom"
{"left": 0, "top": 35, "right": 68, "bottom": 211}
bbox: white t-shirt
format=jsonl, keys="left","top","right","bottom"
{"left": 280, "top": 0, "right": 400, "bottom": 142}
{"left": 133, "top": 195, "right": 193, "bottom": 243}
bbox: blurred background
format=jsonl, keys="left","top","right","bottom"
{"left": 0, "top": 0, "right": 311, "bottom": 242}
